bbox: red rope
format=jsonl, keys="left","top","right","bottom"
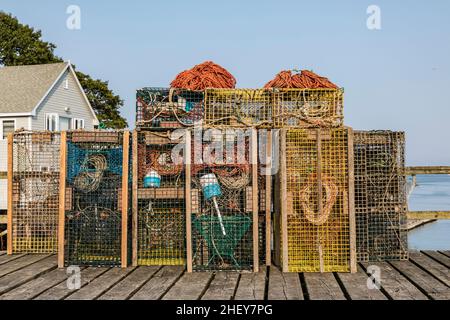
{"left": 171, "top": 61, "right": 236, "bottom": 90}
{"left": 264, "top": 70, "right": 338, "bottom": 89}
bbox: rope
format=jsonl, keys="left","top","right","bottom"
{"left": 171, "top": 61, "right": 236, "bottom": 90}
{"left": 264, "top": 70, "right": 338, "bottom": 89}
{"left": 73, "top": 153, "right": 107, "bottom": 193}
{"left": 149, "top": 149, "right": 183, "bottom": 176}
{"left": 299, "top": 174, "right": 338, "bottom": 226}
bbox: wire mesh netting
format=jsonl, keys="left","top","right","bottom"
{"left": 64, "top": 131, "right": 127, "bottom": 267}
{"left": 11, "top": 132, "right": 60, "bottom": 253}
{"left": 136, "top": 88, "right": 204, "bottom": 129}
{"left": 354, "top": 131, "right": 408, "bottom": 262}
{"left": 136, "top": 130, "right": 186, "bottom": 265}
{"left": 190, "top": 128, "right": 256, "bottom": 271}
{"left": 272, "top": 89, "right": 344, "bottom": 128}
{"left": 278, "top": 128, "right": 352, "bottom": 272}
{"left": 203, "top": 89, "right": 272, "bottom": 128}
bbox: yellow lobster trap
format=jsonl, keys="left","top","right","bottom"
{"left": 271, "top": 88, "right": 344, "bottom": 128}
{"left": 274, "top": 128, "right": 356, "bottom": 273}
{"left": 7, "top": 132, "right": 60, "bottom": 254}
{"left": 203, "top": 89, "right": 272, "bottom": 128}
{"left": 132, "top": 130, "right": 187, "bottom": 266}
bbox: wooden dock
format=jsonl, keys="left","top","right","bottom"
{"left": 0, "top": 251, "right": 449, "bottom": 300}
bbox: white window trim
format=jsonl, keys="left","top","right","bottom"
{"left": 45, "top": 113, "right": 59, "bottom": 132}
{"left": 72, "top": 118, "right": 85, "bottom": 130}
{"left": 0, "top": 118, "right": 16, "bottom": 140}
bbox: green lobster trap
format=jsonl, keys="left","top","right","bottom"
{"left": 136, "top": 88, "right": 204, "bottom": 129}
{"left": 59, "top": 131, "right": 130, "bottom": 268}
{"left": 354, "top": 131, "right": 408, "bottom": 262}
{"left": 187, "top": 128, "right": 259, "bottom": 272}
{"left": 8, "top": 132, "right": 60, "bottom": 254}
{"left": 271, "top": 88, "right": 344, "bottom": 128}
{"left": 274, "top": 128, "right": 356, "bottom": 273}
{"left": 132, "top": 130, "right": 187, "bottom": 266}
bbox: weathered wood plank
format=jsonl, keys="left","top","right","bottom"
{"left": 98, "top": 266, "right": 160, "bottom": 300}
{"left": 361, "top": 262, "right": 428, "bottom": 300}
{"left": 162, "top": 272, "right": 213, "bottom": 300}
{"left": 0, "top": 252, "right": 5, "bottom": 256}
{"left": 405, "top": 166, "right": 450, "bottom": 175}
{"left": 130, "top": 266, "right": 184, "bottom": 300}
{"left": 65, "top": 267, "right": 136, "bottom": 300}
{"left": 407, "top": 211, "right": 450, "bottom": 220}
{"left": 336, "top": 266, "right": 388, "bottom": 300}
{"left": 409, "top": 252, "right": 450, "bottom": 287}
{"left": 268, "top": 267, "right": 303, "bottom": 300}
{"left": 34, "top": 267, "right": 108, "bottom": 300}
{"left": 390, "top": 260, "right": 450, "bottom": 300}
{"left": 423, "top": 251, "right": 450, "bottom": 268}
{"left": 0, "top": 254, "right": 50, "bottom": 278}
{"left": 0, "top": 268, "right": 71, "bottom": 300}
{"left": 303, "top": 273, "right": 346, "bottom": 300}
{"left": 0, "top": 255, "right": 57, "bottom": 295}
{"left": 439, "top": 251, "right": 450, "bottom": 259}
{"left": 0, "top": 253, "right": 26, "bottom": 265}
{"left": 201, "top": 272, "right": 239, "bottom": 300}
{"left": 234, "top": 269, "right": 266, "bottom": 300}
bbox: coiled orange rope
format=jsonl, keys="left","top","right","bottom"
{"left": 264, "top": 70, "right": 338, "bottom": 89}
{"left": 170, "top": 61, "right": 236, "bottom": 90}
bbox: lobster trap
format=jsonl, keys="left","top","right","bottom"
{"left": 136, "top": 88, "right": 204, "bottom": 129}
{"left": 59, "top": 131, "right": 130, "bottom": 267}
{"left": 354, "top": 131, "right": 408, "bottom": 262}
{"left": 132, "top": 130, "right": 187, "bottom": 266}
{"left": 7, "top": 132, "right": 60, "bottom": 254}
{"left": 274, "top": 128, "right": 356, "bottom": 273}
{"left": 271, "top": 88, "right": 344, "bottom": 128}
{"left": 187, "top": 128, "right": 259, "bottom": 272}
{"left": 203, "top": 89, "right": 272, "bottom": 128}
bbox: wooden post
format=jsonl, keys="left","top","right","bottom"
{"left": 131, "top": 130, "right": 138, "bottom": 266}
{"left": 185, "top": 130, "right": 193, "bottom": 273}
{"left": 316, "top": 129, "right": 325, "bottom": 273}
{"left": 121, "top": 131, "right": 130, "bottom": 268}
{"left": 58, "top": 131, "right": 67, "bottom": 268}
{"left": 7, "top": 133, "right": 13, "bottom": 255}
{"left": 265, "top": 130, "right": 272, "bottom": 267}
{"left": 347, "top": 127, "right": 357, "bottom": 273}
{"left": 251, "top": 128, "right": 259, "bottom": 273}
{"left": 280, "top": 129, "right": 289, "bottom": 272}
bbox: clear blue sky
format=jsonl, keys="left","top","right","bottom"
{"left": 1, "top": 0, "right": 449, "bottom": 165}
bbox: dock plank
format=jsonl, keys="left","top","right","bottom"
{"left": 409, "top": 252, "right": 450, "bottom": 287}
{"left": 201, "top": 272, "right": 239, "bottom": 300}
{"left": 268, "top": 267, "right": 303, "bottom": 300}
{"left": 423, "top": 251, "right": 450, "bottom": 268}
{"left": 0, "top": 253, "right": 26, "bottom": 265}
{"left": 439, "top": 251, "right": 450, "bottom": 259}
{"left": 0, "top": 268, "right": 71, "bottom": 300}
{"left": 130, "top": 266, "right": 184, "bottom": 300}
{"left": 0, "top": 255, "right": 57, "bottom": 295}
{"left": 303, "top": 273, "right": 346, "bottom": 300}
{"left": 34, "top": 267, "right": 108, "bottom": 300}
{"left": 162, "top": 272, "right": 213, "bottom": 300}
{"left": 390, "top": 260, "right": 450, "bottom": 300}
{"left": 0, "top": 254, "right": 49, "bottom": 278}
{"left": 361, "top": 262, "right": 428, "bottom": 300}
{"left": 65, "top": 267, "right": 136, "bottom": 300}
{"left": 234, "top": 269, "right": 266, "bottom": 300}
{"left": 98, "top": 266, "right": 160, "bottom": 300}
{"left": 337, "top": 266, "right": 388, "bottom": 300}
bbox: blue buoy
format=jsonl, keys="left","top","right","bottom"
{"left": 143, "top": 170, "right": 161, "bottom": 188}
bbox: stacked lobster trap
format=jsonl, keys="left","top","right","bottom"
{"left": 132, "top": 130, "right": 187, "bottom": 266}
{"left": 273, "top": 128, "right": 356, "bottom": 273}
{"left": 187, "top": 128, "right": 259, "bottom": 271}
{"left": 7, "top": 132, "right": 60, "bottom": 254}
{"left": 60, "top": 131, "right": 130, "bottom": 267}
{"left": 354, "top": 131, "right": 408, "bottom": 262}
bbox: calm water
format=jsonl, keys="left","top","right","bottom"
{"left": 408, "top": 175, "right": 450, "bottom": 250}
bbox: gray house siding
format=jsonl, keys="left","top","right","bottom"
{"left": 32, "top": 69, "right": 95, "bottom": 131}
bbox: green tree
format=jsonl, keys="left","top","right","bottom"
{"left": 0, "top": 12, "right": 128, "bottom": 129}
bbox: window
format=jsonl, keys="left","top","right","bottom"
{"left": 45, "top": 114, "right": 59, "bottom": 131}
{"left": 72, "top": 118, "right": 85, "bottom": 130}
{"left": 64, "top": 79, "right": 69, "bottom": 90}
{"left": 1, "top": 120, "right": 15, "bottom": 140}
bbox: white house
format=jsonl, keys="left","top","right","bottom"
{"left": 0, "top": 62, "right": 99, "bottom": 211}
